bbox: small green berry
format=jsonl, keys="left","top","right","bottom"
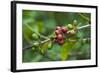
{"left": 32, "top": 47, "right": 35, "bottom": 51}
{"left": 32, "top": 33, "right": 39, "bottom": 40}
{"left": 68, "top": 30, "right": 76, "bottom": 35}
{"left": 48, "top": 42, "right": 52, "bottom": 49}
{"left": 73, "top": 20, "right": 77, "bottom": 25}
{"left": 67, "top": 24, "right": 73, "bottom": 29}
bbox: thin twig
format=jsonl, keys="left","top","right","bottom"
{"left": 77, "top": 24, "right": 90, "bottom": 30}
{"left": 41, "top": 39, "right": 51, "bottom": 44}
{"left": 23, "top": 38, "right": 90, "bottom": 51}
{"left": 78, "top": 13, "right": 90, "bottom": 23}
{"left": 37, "top": 33, "right": 49, "bottom": 39}
{"left": 23, "top": 39, "right": 51, "bottom": 50}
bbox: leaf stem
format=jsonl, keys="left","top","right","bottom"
{"left": 40, "top": 39, "right": 51, "bottom": 44}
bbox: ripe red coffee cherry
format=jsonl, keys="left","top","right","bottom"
{"left": 55, "top": 30, "right": 62, "bottom": 35}
{"left": 55, "top": 38, "right": 64, "bottom": 45}
{"left": 61, "top": 26, "right": 68, "bottom": 33}
{"left": 58, "top": 39, "right": 64, "bottom": 45}
{"left": 57, "top": 34, "right": 63, "bottom": 40}
{"left": 55, "top": 26, "right": 66, "bottom": 45}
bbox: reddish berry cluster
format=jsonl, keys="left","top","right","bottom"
{"left": 55, "top": 26, "right": 68, "bottom": 45}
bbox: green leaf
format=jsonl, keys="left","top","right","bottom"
{"left": 60, "top": 43, "right": 69, "bottom": 60}
{"left": 71, "top": 41, "right": 82, "bottom": 51}
{"left": 61, "top": 47, "right": 68, "bottom": 61}
{"left": 60, "top": 42, "right": 76, "bottom": 61}
{"left": 23, "top": 49, "right": 34, "bottom": 62}
{"left": 62, "top": 42, "right": 75, "bottom": 50}
{"left": 77, "top": 31, "right": 84, "bottom": 38}
{"left": 23, "top": 24, "right": 33, "bottom": 44}
{"left": 37, "top": 21, "right": 44, "bottom": 33}
{"left": 81, "top": 44, "right": 90, "bottom": 59}
{"left": 31, "top": 54, "right": 43, "bottom": 62}
{"left": 49, "top": 51, "right": 56, "bottom": 60}
{"left": 48, "top": 41, "right": 53, "bottom": 49}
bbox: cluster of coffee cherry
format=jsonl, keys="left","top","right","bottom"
{"left": 32, "top": 23, "right": 77, "bottom": 46}
{"left": 55, "top": 24, "right": 77, "bottom": 45}
{"left": 55, "top": 26, "right": 68, "bottom": 45}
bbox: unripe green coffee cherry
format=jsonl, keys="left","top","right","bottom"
{"left": 32, "top": 33, "right": 39, "bottom": 40}
{"left": 67, "top": 24, "right": 73, "bottom": 29}
{"left": 32, "top": 47, "right": 35, "bottom": 51}
{"left": 73, "top": 20, "right": 77, "bottom": 25}
{"left": 68, "top": 30, "right": 76, "bottom": 35}
{"left": 33, "top": 42, "right": 39, "bottom": 47}
{"left": 48, "top": 42, "right": 52, "bottom": 49}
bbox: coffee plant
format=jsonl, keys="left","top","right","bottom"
{"left": 22, "top": 11, "right": 91, "bottom": 62}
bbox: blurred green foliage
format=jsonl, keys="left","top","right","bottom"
{"left": 22, "top": 10, "right": 91, "bottom": 62}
